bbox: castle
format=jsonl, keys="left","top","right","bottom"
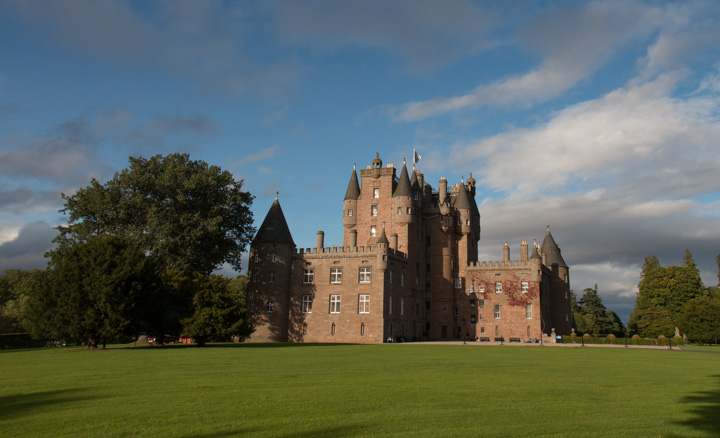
{"left": 246, "top": 153, "right": 573, "bottom": 343}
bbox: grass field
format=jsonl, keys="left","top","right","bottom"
{"left": 1, "top": 344, "right": 718, "bottom": 437}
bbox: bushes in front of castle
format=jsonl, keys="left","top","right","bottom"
{"left": 561, "top": 333, "right": 684, "bottom": 346}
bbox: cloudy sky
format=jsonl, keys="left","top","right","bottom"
{"left": 2, "top": 0, "right": 719, "bottom": 322}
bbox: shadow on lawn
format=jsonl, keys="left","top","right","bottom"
{"left": 176, "top": 424, "right": 371, "bottom": 438}
{"left": 674, "top": 374, "right": 720, "bottom": 435}
{"left": 0, "top": 388, "right": 102, "bottom": 422}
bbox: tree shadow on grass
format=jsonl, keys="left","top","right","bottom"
{"left": 176, "top": 423, "right": 372, "bottom": 438}
{"left": 674, "top": 374, "right": 720, "bottom": 436}
{"left": 0, "top": 388, "right": 102, "bottom": 422}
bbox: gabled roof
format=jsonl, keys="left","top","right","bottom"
{"left": 344, "top": 167, "right": 361, "bottom": 200}
{"left": 252, "top": 197, "right": 295, "bottom": 246}
{"left": 393, "top": 162, "right": 412, "bottom": 198}
{"left": 541, "top": 229, "right": 567, "bottom": 267}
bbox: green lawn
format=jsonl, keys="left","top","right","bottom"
{"left": 1, "top": 344, "right": 718, "bottom": 437}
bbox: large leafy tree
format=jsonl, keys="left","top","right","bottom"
{"left": 677, "top": 296, "right": 720, "bottom": 344}
{"left": 24, "top": 236, "right": 157, "bottom": 348}
{"left": 629, "top": 251, "right": 707, "bottom": 336}
{"left": 55, "top": 153, "right": 254, "bottom": 275}
{"left": 0, "top": 269, "right": 48, "bottom": 334}
{"left": 181, "top": 275, "right": 252, "bottom": 346}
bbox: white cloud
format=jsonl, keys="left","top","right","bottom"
{"left": 234, "top": 146, "right": 279, "bottom": 167}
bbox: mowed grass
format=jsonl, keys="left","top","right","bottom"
{"left": 1, "top": 344, "right": 718, "bottom": 437}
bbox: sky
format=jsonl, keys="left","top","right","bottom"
{"left": 1, "top": 0, "right": 720, "bottom": 323}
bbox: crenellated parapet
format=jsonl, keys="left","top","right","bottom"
{"left": 294, "top": 245, "right": 408, "bottom": 259}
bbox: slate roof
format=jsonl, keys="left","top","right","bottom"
{"left": 252, "top": 197, "right": 295, "bottom": 246}
{"left": 393, "top": 162, "right": 412, "bottom": 197}
{"left": 453, "top": 185, "right": 472, "bottom": 210}
{"left": 344, "top": 168, "right": 361, "bottom": 200}
{"left": 541, "top": 229, "right": 567, "bottom": 267}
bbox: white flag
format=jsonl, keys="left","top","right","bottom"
{"left": 413, "top": 149, "right": 422, "bottom": 164}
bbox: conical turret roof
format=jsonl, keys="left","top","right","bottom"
{"left": 377, "top": 225, "right": 389, "bottom": 244}
{"left": 530, "top": 245, "right": 541, "bottom": 260}
{"left": 453, "top": 184, "right": 471, "bottom": 210}
{"left": 344, "top": 166, "right": 361, "bottom": 200}
{"left": 410, "top": 169, "right": 420, "bottom": 192}
{"left": 541, "top": 229, "right": 567, "bottom": 267}
{"left": 393, "top": 161, "right": 412, "bottom": 197}
{"left": 252, "top": 197, "right": 295, "bottom": 246}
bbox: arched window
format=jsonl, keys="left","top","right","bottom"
{"left": 527, "top": 326, "right": 531, "bottom": 338}
{"left": 302, "top": 322, "right": 307, "bottom": 335}
{"left": 331, "top": 322, "right": 336, "bottom": 336}
{"left": 360, "top": 323, "right": 365, "bottom": 336}
{"left": 495, "top": 326, "right": 499, "bottom": 337}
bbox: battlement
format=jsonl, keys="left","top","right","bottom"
{"left": 468, "top": 260, "right": 532, "bottom": 268}
{"left": 294, "top": 245, "right": 407, "bottom": 259}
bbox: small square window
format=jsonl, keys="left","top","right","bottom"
{"left": 330, "top": 295, "right": 341, "bottom": 313}
{"left": 266, "top": 301, "right": 274, "bottom": 312}
{"left": 348, "top": 209, "right": 353, "bottom": 217}
{"left": 478, "top": 285, "right": 485, "bottom": 294}
{"left": 302, "top": 295, "right": 313, "bottom": 313}
{"left": 454, "top": 278, "right": 462, "bottom": 289}
{"left": 521, "top": 281, "right": 529, "bottom": 294}
{"left": 303, "top": 269, "right": 314, "bottom": 284}
{"left": 330, "top": 268, "right": 342, "bottom": 284}
{"left": 495, "top": 282, "right": 502, "bottom": 293}
{"left": 359, "top": 267, "right": 371, "bottom": 283}
{"left": 359, "top": 294, "right": 370, "bottom": 313}
{"left": 397, "top": 207, "right": 402, "bottom": 215}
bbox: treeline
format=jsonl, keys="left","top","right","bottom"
{"left": 628, "top": 250, "right": 720, "bottom": 344}
{"left": 1, "top": 153, "right": 255, "bottom": 348}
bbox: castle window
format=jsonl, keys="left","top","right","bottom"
{"left": 359, "top": 294, "right": 370, "bottom": 313}
{"left": 389, "top": 270, "right": 393, "bottom": 284}
{"left": 494, "top": 304, "right": 501, "bottom": 319}
{"left": 269, "top": 271, "right": 275, "bottom": 282}
{"left": 495, "top": 282, "right": 502, "bottom": 293}
{"left": 330, "top": 268, "right": 342, "bottom": 284}
{"left": 565, "top": 290, "right": 568, "bottom": 299}
{"left": 478, "top": 285, "right": 485, "bottom": 294}
{"left": 330, "top": 295, "right": 341, "bottom": 313}
{"left": 401, "top": 273, "right": 405, "bottom": 287}
{"left": 360, "top": 323, "right": 365, "bottom": 336}
{"left": 373, "top": 188, "right": 380, "bottom": 198}
{"left": 266, "top": 300, "right": 274, "bottom": 312}
{"left": 249, "top": 300, "right": 255, "bottom": 312}
{"left": 479, "top": 299, "right": 485, "bottom": 308}
{"left": 331, "top": 322, "right": 336, "bottom": 336}
{"left": 348, "top": 209, "right": 353, "bottom": 217}
{"left": 397, "top": 207, "right": 402, "bottom": 215}
{"left": 371, "top": 205, "right": 378, "bottom": 216}
{"left": 466, "top": 219, "right": 470, "bottom": 225}
{"left": 359, "top": 267, "right": 371, "bottom": 283}
{"left": 389, "top": 296, "right": 393, "bottom": 314}
{"left": 302, "top": 322, "right": 307, "bottom": 335}
{"left": 470, "top": 315, "right": 477, "bottom": 324}
{"left": 406, "top": 207, "right": 411, "bottom": 214}
{"left": 566, "top": 313, "right": 569, "bottom": 321}
{"left": 527, "top": 326, "right": 531, "bottom": 338}
{"left": 302, "top": 295, "right": 313, "bottom": 313}
{"left": 371, "top": 225, "right": 377, "bottom": 237}
{"left": 271, "top": 251, "right": 277, "bottom": 262}
{"left": 480, "top": 327, "right": 485, "bottom": 334}
{"left": 454, "top": 277, "right": 462, "bottom": 289}
{"left": 469, "top": 285, "right": 475, "bottom": 293}
{"left": 303, "top": 269, "right": 314, "bottom": 284}
{"left": 526, "top": 304, "right": 532, "bottom": 319}
{"left": 521, "top": 281, "right": 529, "bottom": 294}
{"left": 401, "top": 297, "right": 404, "bottom": 316}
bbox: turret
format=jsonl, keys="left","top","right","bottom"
{"left": 376, "top": 225, "right": 389, "bottom": 272}
{"left": 343, "top": 164, "right": 360, "bottom": 228}
{"left": 438, "top": 177, "right": 450, "bottom": 215}
{"left": 530, "top": 242, "right": 542, "bottom": 282}
{"left": 453, "top": 183, "right": 472, "bottom": 235}
{"left": 393, "top": 160, "right": 413, "bottom": 225}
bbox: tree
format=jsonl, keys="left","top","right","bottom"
{"left": 629, "top": 305, "right": 676, "bottom": 338}
{"left": 573, "top": 285, "right": 625, "bottom": 336}
{"left": 677, "top": 296, "right": 720, "bottom": 344}
{"left": 0, "top": 270, "right": 48, "bottom": 334}
{"left": 24, "top": 237, "right": 157, "bottom": 348}
{"left": 181, "top": 275, "right": 252, "bottom": 346}
{"left": 630, "top": 252, "right": 707, "bottom": 336}
{"left": 55, "top": 153, "right": 254, "bottom": 275}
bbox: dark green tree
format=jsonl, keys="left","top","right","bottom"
{"left": 182, "top": 275, "right": 252, "bottom": 346}
{"left": 677, "top": 296, "right": 720, "bottom": 344}
{"left": 629, "top": 305, "right": 676, "bottom": 338}
{"left": 0, "top": 269, "right": 48, "bottom": 334}
{"left": 55, "top": 153, "right": 254, "bottom": 275}
{"left": 24, "top": 237, "right": 157, "bottom": 348}
{"left": 573, "top": 285, "right": 625, "bottom": 336}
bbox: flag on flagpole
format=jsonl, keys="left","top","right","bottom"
{"left": 413, "top": 148, "right": 421, "bottom": 165}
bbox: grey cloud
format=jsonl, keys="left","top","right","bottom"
{"left": 2, "top": 0, "right": 302, "bottom": 97}
{"left": 123, "top": 113, "right": 219, "bottom": 150}
{"left": 0, "top": 187, "right": 61, "bottom": 215}
{"left": 269, "top": 0, "right": 498, "bottom": 73}
{"left": 0, "top": 221, "right": 56, "bottom": 272}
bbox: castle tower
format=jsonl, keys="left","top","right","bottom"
{"left": 343, "top": 164, "right": 360, "bottom": 246}
{"left": 540, "top": 227, "right": 572, "bottom": 335}
{"left": 247, "top": 194, "right": 295, "bottom": 342}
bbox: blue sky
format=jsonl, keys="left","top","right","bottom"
{"left": 2, "top": 0, "right": 720, "bottom": 322}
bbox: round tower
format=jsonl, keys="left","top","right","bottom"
{"left": 343, "top": 164, "right": 360, "bottom": 229}
{"left": 393, "top": 160, "right": 414, "bottom": 225}
{"left": 438, "top": 177, "right": 450, "bottom": 215}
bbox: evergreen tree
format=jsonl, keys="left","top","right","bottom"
{"left": 677, "top": 296, "right": 720, "bottom": 344}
